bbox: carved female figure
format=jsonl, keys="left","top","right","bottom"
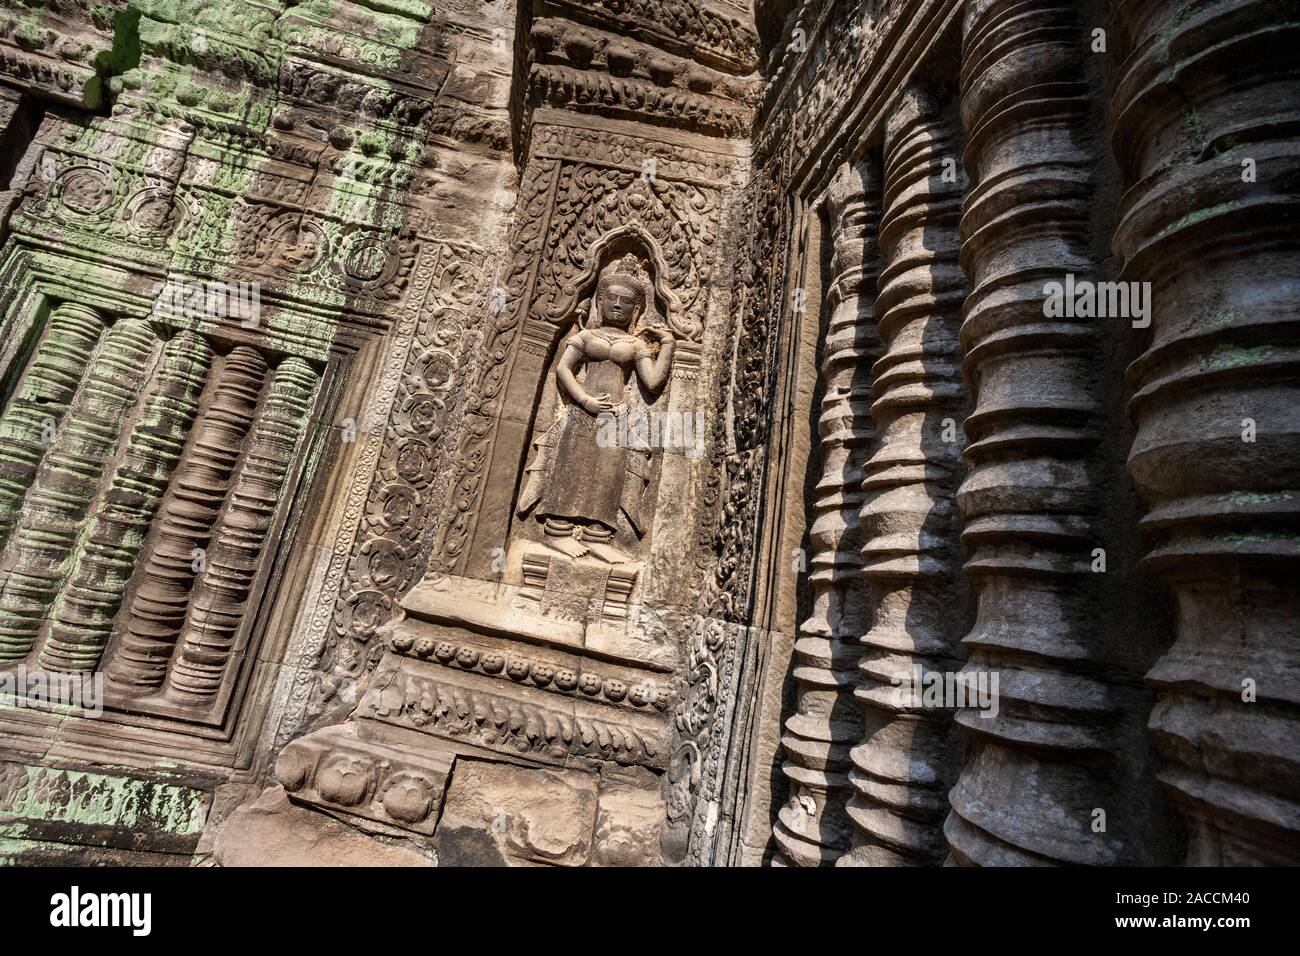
{"left": 518, "top": 253, "right": 675, "bottom": 563}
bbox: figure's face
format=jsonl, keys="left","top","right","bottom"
{"left": 599, "top": 281, "right": 639, "bottom": 329}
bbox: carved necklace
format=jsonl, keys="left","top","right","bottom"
{"left": 589, "top": 328, "right": 634, "bottom": 344}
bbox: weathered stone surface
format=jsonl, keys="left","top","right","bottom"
{"left": 213, "top": 787, "right": 433, "bottom": 868}
{"left": 434, "top": 760, "right": 598, "bottom": 868}
{"left": 593, "top": 785, "right": 664, "bottom": 867}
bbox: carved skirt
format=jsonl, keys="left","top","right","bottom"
{"left": 536, "top": 403, "right": 627, "bottom": 532}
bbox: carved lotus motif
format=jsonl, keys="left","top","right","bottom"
{"left": 360, "top": 539, "right": 409, "bottom": 590}
{"left": 390, "top": 436, "right": 435, "bottom": 487}
{"left": 374, "top": 484, "right": 420, "bottom": 534}
{"left": 398, "top": 393, "right": 444, "bottom": 438}
{"left": 381, "top": 773, "right": 433, "bottom": 823}
{"left": 316, "top": 755, "right": 373, "bottom": 806}
{"left": 338, "top": 589, "right": 393, "bottom": 640}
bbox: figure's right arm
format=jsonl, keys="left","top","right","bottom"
{"left": 557, "top": 335, "right": 610, "bottom": 414}
{"left": 556, "top": 339, "right": 587, "bottom": 406}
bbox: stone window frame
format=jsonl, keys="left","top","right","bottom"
{"left": 0, "top": 248, "right": 350, "bottom": 773}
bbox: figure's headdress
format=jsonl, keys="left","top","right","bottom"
{"left": 585, "top": 253, "right": 662, "bottom": 331}
{"left": 596, "top": 253, "right": 651, "bottom": 299}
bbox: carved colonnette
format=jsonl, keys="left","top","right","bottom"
{"left": 105, "top": 345, "right": 267, "bottom": 692}
{"left": 1112, "top": 0, "right": 1300, "bottom": 864}
{"left": 842, "top": 88, "right": 969, "bottom": 867}
{"left": 772, "top": 160, "right": 880, "bottom": 866}
{"left": 727, "top": 0, "right": 988, "bottom": 866}
{"left": 39, "top": 328, "right": 213, "bottom": 674}
{"left": 945, "top": 0, "right": 1170, "bottom": 865}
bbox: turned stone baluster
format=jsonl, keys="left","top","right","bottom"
{"left": 839, "top": 88, "right": 970, "bottom": 867}
{"left": 39, "top": 331, "right": 212, "bottom": 673}
{"left": 773, "top": 161, "right": 882, "bottom": 866}
{"left": 167, "top": 356, "right": 318, "bottom": 704}
{"left": 0, "top": 316, "right": 156, "bottom": 663}
{"left": 1112, "top": 0, "right": 1300, "bottom": 864}
{"left": 946, "top": 0, "right": 1166, "bottom": 865}
{"left": 104, "top": 346, "right": 267, "bottom": 692}
{"left": 0, "top": 303, "right": 105, "bottom": 552}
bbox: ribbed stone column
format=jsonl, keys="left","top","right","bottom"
{"left": 839, "top": 88, "right": 970, "bottom": 867}
{"left": 947, "top": 0, "right": 1160, "bottom": 865}
{"left": 773, "top": 160, "right": 882, "bottom": 866}
{"left": 40, "top": 331, "right": 212, "bottom": 673}
{"left": 168, "top": 356, "right": 318, "bottom": 704}
{"left": 1112, "top": 0, "right": 1300, "bottom": 864}
{"left": 104, "top": 346, "right": 267, "bottom": 692}
{"left": 0, "top": 304, "right": 105, "bottom": 552}
{"left": 0, "top": 316, "right": 155, "bottom": 663}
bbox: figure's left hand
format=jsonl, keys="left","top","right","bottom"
{"left": 647, "top": 324, "right": 675, "bottom": 344}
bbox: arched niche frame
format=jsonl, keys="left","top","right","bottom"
{"left": 544, "top": 224, "right": 683, "bottom": 337}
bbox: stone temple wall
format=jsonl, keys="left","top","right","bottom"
{"left": 0, "top": 0, "right": 1294, "bottom": 867}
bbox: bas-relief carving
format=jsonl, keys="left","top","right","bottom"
{"left": 275, "top": 94, "right": 750, "bottom": 864}
{"left": 517, "top": 252, "right": 676, "bottom": 564}
{"left": 429, "top": 114, "right": 737, "bottom": 593}
{"left": 0, "top": 1, "right": 513, "bottom": 805}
